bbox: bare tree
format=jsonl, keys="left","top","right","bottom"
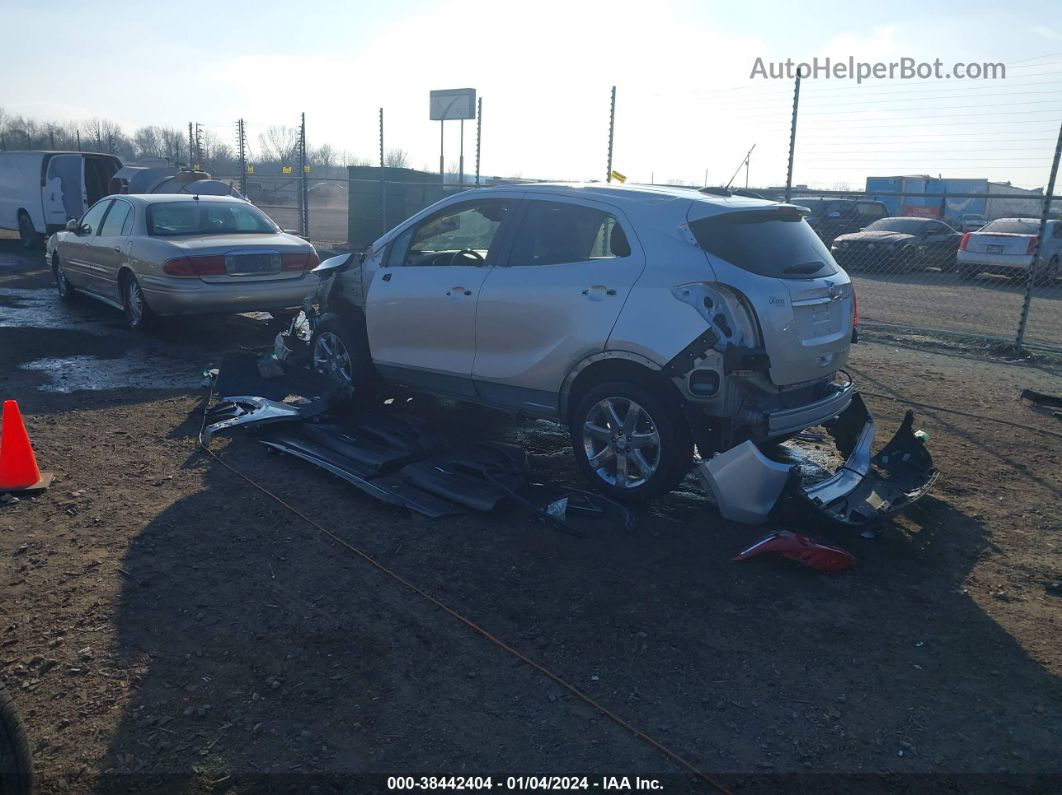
{"left": 257, "top": 125, "right": 298, "bottom": 163}
{"left": 133, "top": 126, "right": 165, "bottom": 160}
{"left": 384, "top": 148, "right": 410, "bottom": 168}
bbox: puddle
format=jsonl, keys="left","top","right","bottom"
{"left": 0, "top": 287, "right": 117, "bottom": 335}
{"left": 20, "top": 353, "right": 199, "bottom": 393}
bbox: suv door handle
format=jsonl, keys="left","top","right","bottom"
{"left": 382, "top": 272, "right": 392, "bottom": 281}
{"left": 446, "top": 287, "right": 472, "bottom": 297}
{"left": 582, "top": 285, "right": 616, "bottom": 301}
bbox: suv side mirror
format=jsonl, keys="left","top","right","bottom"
{"left": 65, "top": 218, "right": 80, "bottom": 233}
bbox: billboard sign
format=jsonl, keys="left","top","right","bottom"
{"left": 430, "top": 88, "right": 477, "bottom": 121}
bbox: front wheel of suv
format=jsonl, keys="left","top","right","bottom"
{"left": 570, "top": 381, "right": 692, "bottom": 503}
{"left": 310, "top": 314, "right": 376, "bottom": 400}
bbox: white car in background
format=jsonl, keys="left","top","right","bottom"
{"left": 957, "top": 217, "right": 1062, "bottom": 284}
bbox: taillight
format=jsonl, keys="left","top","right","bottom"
{"left": 959, "top": 232, "right": 971, "bottom": 251}
{"left": 281, "top": 250, "right": 320, "bottom": 271}
{"left": 1026, "top": 236, "right": 1038, "bottom": 255}
{"left": 162, "top": 255, "right": 227, "bottom": 277}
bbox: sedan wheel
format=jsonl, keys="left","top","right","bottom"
{"left": 53, "top": 259, "right": 74, "bottom": 302}
{"left": 313, "top": 331, "right": 353, "bottom": 383}
{"left": 122, "top": 277, "right": 154, "bottom": 331}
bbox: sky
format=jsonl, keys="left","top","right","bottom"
{"left": 2, "top": 0, "right": 1061, "bottom": 189}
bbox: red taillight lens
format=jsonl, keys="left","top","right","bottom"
{"left": 851, "top": 286, "right": 859, "bottom": 326}
{"left": 959, "top": 232, "right": 971, "bottom": 251}
{"left": 281, "top": 250, "right": 320, "bottom": 271}
{"left": 162, "top": 255, "right": 227, "bottom": 276}
{"left": 1026, "top": 236, "right": 1038, "bottom": 255}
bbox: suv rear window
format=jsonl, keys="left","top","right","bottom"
{"left": 689, "top": 209, "right": 839, "bottom": 279}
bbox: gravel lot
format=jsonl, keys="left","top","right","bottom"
{"left": 1, "top": 241, "right": 1060, "bottom": 792}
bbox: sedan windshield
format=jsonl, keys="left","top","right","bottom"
{"left": 147, "top": 202, "right": 278, "bottom": 236}
{"left": 864, "top": 218, "right": 930, "bottom": 234}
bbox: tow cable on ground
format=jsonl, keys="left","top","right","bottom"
{"left": 195, "top": 389, "right": 732, "bottom": 795}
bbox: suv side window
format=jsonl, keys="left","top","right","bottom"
{"left": 396, "top": 199, "right": 513, "bottom": 266}
{"left": 509, "top": 201, "right": 631, "bottom": 266}
{"left": 79, "top": 200, "right": 112, "bottom": 236}
{"left": 858, "top": 202, "right": 887, "bottom": 221}
{"left": 100, "top": 200, "right": 132, "bottom": 237}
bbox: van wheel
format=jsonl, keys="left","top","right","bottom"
{"left": 17, "top": 212, "right": 39, "bottom": 250}
{"left": 122, "top": 275, "right": 155, "bottom": 331}
{"left": 570, "top": 381, "right": 692, "bottom": 503}
{"left": 52, "top": 256, "right": 77, "bottom": 303}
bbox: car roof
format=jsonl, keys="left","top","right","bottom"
{"left": 122, "top": 193, "right": 248, "bottom": 205}
{"left": 472, "top": 181, "right": 778, "bottom": 212}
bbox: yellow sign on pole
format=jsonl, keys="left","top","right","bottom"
{"left": 610, "top": 170, "right": 627, "bottom": 184}
{"left": 246, "top": 164, "right": 254, "bottom": 175}
{"left": 281, "top": 165, "right": 293, "bottom": 175}
{"left": 303, "top": 164, "right": 311, "bottom": 174}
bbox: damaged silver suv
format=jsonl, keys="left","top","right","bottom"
{"left": 279, "top": 184, "right": 859, "bottom": 503}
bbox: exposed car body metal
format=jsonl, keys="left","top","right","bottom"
{"left": 201, "top": 396, "right": 329, "bottom": 443}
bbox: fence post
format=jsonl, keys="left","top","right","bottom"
{"left": 475, "top": 97, "right": 482, "bottom": 186}
{"left": 1015, "top": 119, "right": 1062, "bottom": 352}
{"left": 299, "top": 112, "right": 309, "bottom": 238}
{"left": 237, "top": 119, "right": 247, "bottom": 196}
{"left": 379, "top": 108, "right": 386, "bottom": 235}
{"left": 606, "top": 86, "right": 616, "bottom": 183}
{"left": 784, "top": 73, "right": 801, "bottom": 204}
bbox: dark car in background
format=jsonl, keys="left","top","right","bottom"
{"left": 831, "top": 217, "right": 963, "bottom": 272}
{"left": 793, "top": 197, "right": 889, "bottom": 246}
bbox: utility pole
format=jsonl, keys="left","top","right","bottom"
{"left": 379, "top": 107, "right": 386, "bottom": 234}
{"left": 1015, "top": 118, "right": 1062, "bottom": 351}
{"left": 194, "top": 123, "right": 203, "bottom": 169}
{"left": 76, "top": 129, "right": 81, "bottom": 152}
{"left": 459, "top": 118, "right": 465, "bottom": 186}
{"left": 475, "top": 96, "right": 482, "bottom": 186}
{"left": 187, "top": 122, "right": 194, "bottom": 169}
{"left": 439, "top": 120, "right": 445, "bottom": 180}
{"left": 606, "top": 85, "right": 616, "bottom": 183}
{"left": 784, "top": 73, "right": 801, "bottom": 203}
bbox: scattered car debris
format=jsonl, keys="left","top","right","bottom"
{"left": 1020, "top": 389, "right": 1062, "bottom": 409}
{"left": 732, "top": 529, "right": 857, "bottom": 573}
{"left": 698, "top": 394, "right": 937, "bottom": 529}
{"left": 201, "top": 396, "right": 330, "bottom": 443}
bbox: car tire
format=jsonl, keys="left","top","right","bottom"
{"left": 1034, "top": 256, "right": 1061, "bottom": 287}
{"left": 121, "top": 274, "right": 155, "bottom": 331}
{"left": 52, "top": 255, "right": 77, "bottom": 303}
{"left": 0, "top": 679, "right": 33, "bottom": 795}
{"left": 17, "top": 212, "right": 39, "bottom": 250}
{"left": 310, "top": 314, "right": 377, "bottom": 400}
{"left": 569, "top": 381, "right": 692, "bottom": 503}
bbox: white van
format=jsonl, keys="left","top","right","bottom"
{"left": 0, "top": 151, "right": 122, "bottom": 247}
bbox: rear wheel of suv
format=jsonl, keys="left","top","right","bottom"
{"left": 0, "top": 679, "right": 33, "bottom": 795}
{"left": 570, "top": 381, "right": 692, "bottom": 503}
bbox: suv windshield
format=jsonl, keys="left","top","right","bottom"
{"left": 865, "top": 218, "right": 930, "bottom": 234}
{"left": 147, "top": 202, "right": 278, "bottom": 236}
{"left": 689, "top": 208, "right": 839, "bottom": 279}
{"left": 981, "top": 218, "right": 1039, "bottom": 234}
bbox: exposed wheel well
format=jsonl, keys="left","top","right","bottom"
{"left": 117, "top": 267, "right": 135, "bottom": 290}
{"left": 565, "top": 358, "right": 685, "bottom": 424}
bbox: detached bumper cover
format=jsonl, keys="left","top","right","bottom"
{"left": 699, "top": 393, "right": 937, "bottom": 528}
{"left": 791, "top": 394, "right": 937, "bottom": 527}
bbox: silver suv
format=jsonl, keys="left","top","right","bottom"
{"left": 284, "top": 184, "right": 856, "bottom": 502}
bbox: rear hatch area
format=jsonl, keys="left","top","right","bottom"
{"left": 688, "top": 204, "right": 854, "bottom": 386}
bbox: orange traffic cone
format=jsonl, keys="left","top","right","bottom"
{"left": 0, "top": 400, "right": 53, "bottom": 494}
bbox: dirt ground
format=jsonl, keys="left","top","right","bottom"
{"left": 1, "top": 240, "right": 1060, "bottom": 793}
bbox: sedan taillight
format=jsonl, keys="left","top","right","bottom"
{"left": 281, "top": 250, "right": 320, "bottom": 271}
{"left": 958, "top": 232, "right": 971, "bottom": 251}
{"left": 162, "top": 255, "right": 227, "bottom": 276}
{"left": 1027, "top": 236, "right": 1038, "bottom": 255}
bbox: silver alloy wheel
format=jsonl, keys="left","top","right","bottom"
{"left": 125, "top": 279, "right": 144, "bottom": 327}
{"left": 313, "top": 331, "right": 353, "bottom": 384}
{"left": 55, "top": 261, "right": 69, "bottom": 297}
{"left": 582, "top": 396, "right": 662, "bottom": 489}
